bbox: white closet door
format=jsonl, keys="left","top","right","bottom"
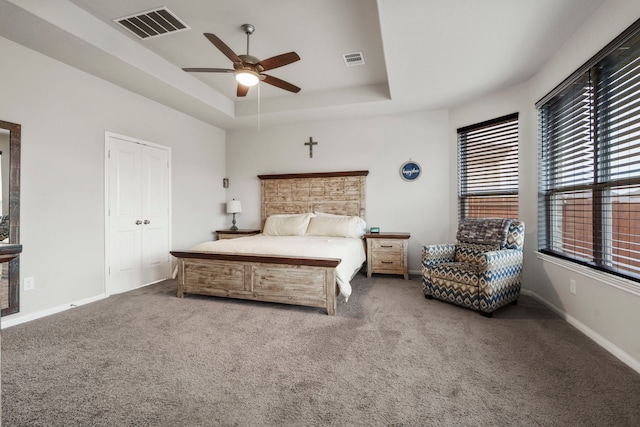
{"left": 140, "top": 145, "right": 170, "bottom": 284}
{"left": 107, "top": 134, "right": 170, "bottom": 294}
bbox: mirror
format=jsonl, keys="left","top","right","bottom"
{"left": 0, "top": 120, "right": 20, "bottom": 316}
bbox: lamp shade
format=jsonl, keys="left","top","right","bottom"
{"left": 227, "top": 200, "right": 242, "bottom": 214}
{"left": 234, "top": 70, "right": 259, "bottom": 87}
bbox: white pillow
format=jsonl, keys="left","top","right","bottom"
{"left": 262, "top": 213, "right": 314, "bottom": 236}
{"left": 310, "top": 212, "right": 367, "bottom": 238}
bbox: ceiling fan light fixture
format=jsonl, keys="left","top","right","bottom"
{"left": 183, "top": 25, "right": 300, "bottom": 97}
{"left": 235, "top": 69, "right": 259, "bottom": 86}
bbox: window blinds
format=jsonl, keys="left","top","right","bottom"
{"left": 458, "top": 113, "right": 519, "bottom": 220}
{"left": 538, "top": 18, "right": 640, "bottom": 281}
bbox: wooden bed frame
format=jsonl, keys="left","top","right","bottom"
{"left": 170, "top": 170, "right": 368, "bottom": 315}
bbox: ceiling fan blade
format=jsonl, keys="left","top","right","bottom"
{"left": 204, "top": 33, "right": 242, "bottom": 64}
{"left": 182, "top": 68, "right": 234, "bottom": 73}
{"left": 237, "top": 84, "right": 249, "bottom": 97}
{"left": 262, "top": 74, "right": 301, "bottom": 93}
{"left": 258, "top": 52, "right": 300, "bottom": 71}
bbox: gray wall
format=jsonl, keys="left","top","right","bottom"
{"left": 226, "top": 109, "right": 452, "bottom": 271}
{"left": 522, "top": 0, "right": 640, "bottom": 372}
{"left": 0, "top": 35, "right": 227, "bottom": 323}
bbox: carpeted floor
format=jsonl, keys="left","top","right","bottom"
{"left": 2, "top": 273, "right": 640, "bottom": 426}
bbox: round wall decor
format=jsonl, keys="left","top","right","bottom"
{"left": 400, "top": 160, "right": 422, "bottom": 182}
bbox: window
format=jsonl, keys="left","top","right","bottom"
{"left": 458, "top": 113, "right": 519, "bottom": 220}
{"left": 538, "top": 18, "right": 640, "bottom": 281}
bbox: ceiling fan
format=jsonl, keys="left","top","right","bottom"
{"left": 183, "top": 24, "right": 301, "bottom": 97}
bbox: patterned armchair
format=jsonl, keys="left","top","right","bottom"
{"left": 422, "top": 218, "right": 525, "bottom": 317}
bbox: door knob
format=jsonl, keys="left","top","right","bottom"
{"left": 144, "top": 220, "right": 151, "bottom": 225}
{"left": 135, "top": 220, "right": 142, "bottom": 225}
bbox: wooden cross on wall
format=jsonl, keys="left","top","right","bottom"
{"left": 304, "top": 137, "right": 318, "bottom": 158}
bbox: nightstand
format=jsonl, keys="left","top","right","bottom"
{"left": 215, "top": 229, "right": 261, "bottom": 240}
{"left": 364, "top": 232, "right": 410, "bottom": 279}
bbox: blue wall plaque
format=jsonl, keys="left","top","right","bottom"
{"left": 400, "top": 160, "right": 422, "bottom": 182}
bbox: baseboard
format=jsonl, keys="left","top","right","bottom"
{"left": 521, "top": 289, "right": 640, "bottom": 374}
{"left": 1, "top": 293, "right": 108, "bottom": 329}
{"left": 1, "top": 278, "right": 168, "bottom": 329}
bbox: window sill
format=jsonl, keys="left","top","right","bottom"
{"left": 536, "top": 252, "right": 640, "bottom": 297}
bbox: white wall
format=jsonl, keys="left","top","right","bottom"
{"left": 451, "top": 0, "right": 640, "bottom": 372}
{"left": 448, "top": 82, "right": 532, "bottom": 236}
{"left": 0, "top": 36, "right": 227, "bottom": 323}
{"left": 527, "top": 0, "right": 640, "bottom": 371}
{"left": 226, "top": 110, "right": 451, "bottom": 271}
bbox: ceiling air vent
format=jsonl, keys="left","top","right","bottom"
{"left": 343, "top": 52, "right": 365, "bottom": 67}
{"left": 114, "top": 7, "right": 190, "bottom": 40}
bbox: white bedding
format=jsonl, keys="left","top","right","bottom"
{"left": 189, "top": 234, "right": 366, "bottom": 299}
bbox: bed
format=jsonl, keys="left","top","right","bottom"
{"left": 170, "top": 170, "right": 369, "bottom": 315}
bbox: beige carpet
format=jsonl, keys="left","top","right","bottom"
{"left": 2, "top": 273, "right": 640, "bottom": 426}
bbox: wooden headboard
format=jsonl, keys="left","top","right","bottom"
{"left": 258, "top": 171, "right": 369, "bottom": 229}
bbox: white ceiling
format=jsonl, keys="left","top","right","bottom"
{"left": 0, "top": 0, "right": 607, "bottom": 130}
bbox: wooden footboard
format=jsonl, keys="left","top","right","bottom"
{"left": 170, "top": 251, "right": 341, "bottom": 315}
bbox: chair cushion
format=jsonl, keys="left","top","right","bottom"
{"left": 430, "top": 262, "right": 480, "bottom": 288}
{"left": 456, "top": 218, "right": 513, "bottom": 247}
{"left": 455, "top": 242, "right": 499, "bottom": 264}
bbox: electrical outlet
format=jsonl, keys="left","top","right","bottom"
{"left": 570, "top": 279, "right": 576, "bottom": 295}
{"left": 24, "top": 276, "right": 35, "bottom": 291}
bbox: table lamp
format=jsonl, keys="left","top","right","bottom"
{"left": 226, "top": 199, "right": 242, "bottom": 231}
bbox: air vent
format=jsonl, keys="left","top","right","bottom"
{"left": 114, "top": 7, "right": 190, "bottom": 40}
{"left": 343, "top": 52, "right": 365, "bottom": 67}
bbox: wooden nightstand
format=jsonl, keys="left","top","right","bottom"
{"left": 364, "top": 232, "right": 410, "bottom": 280}
{"left": 215, "top": 229, "right": 261, "bottom": 240}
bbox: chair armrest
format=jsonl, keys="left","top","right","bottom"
{"left": 479, "top": 249, "right": 523, "bottom": 269}
{"left": 422, "top": 244, "right": 456, "bottom": 271}
{"left": 477, "top": 249, "right": 523, "bottom": 292}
